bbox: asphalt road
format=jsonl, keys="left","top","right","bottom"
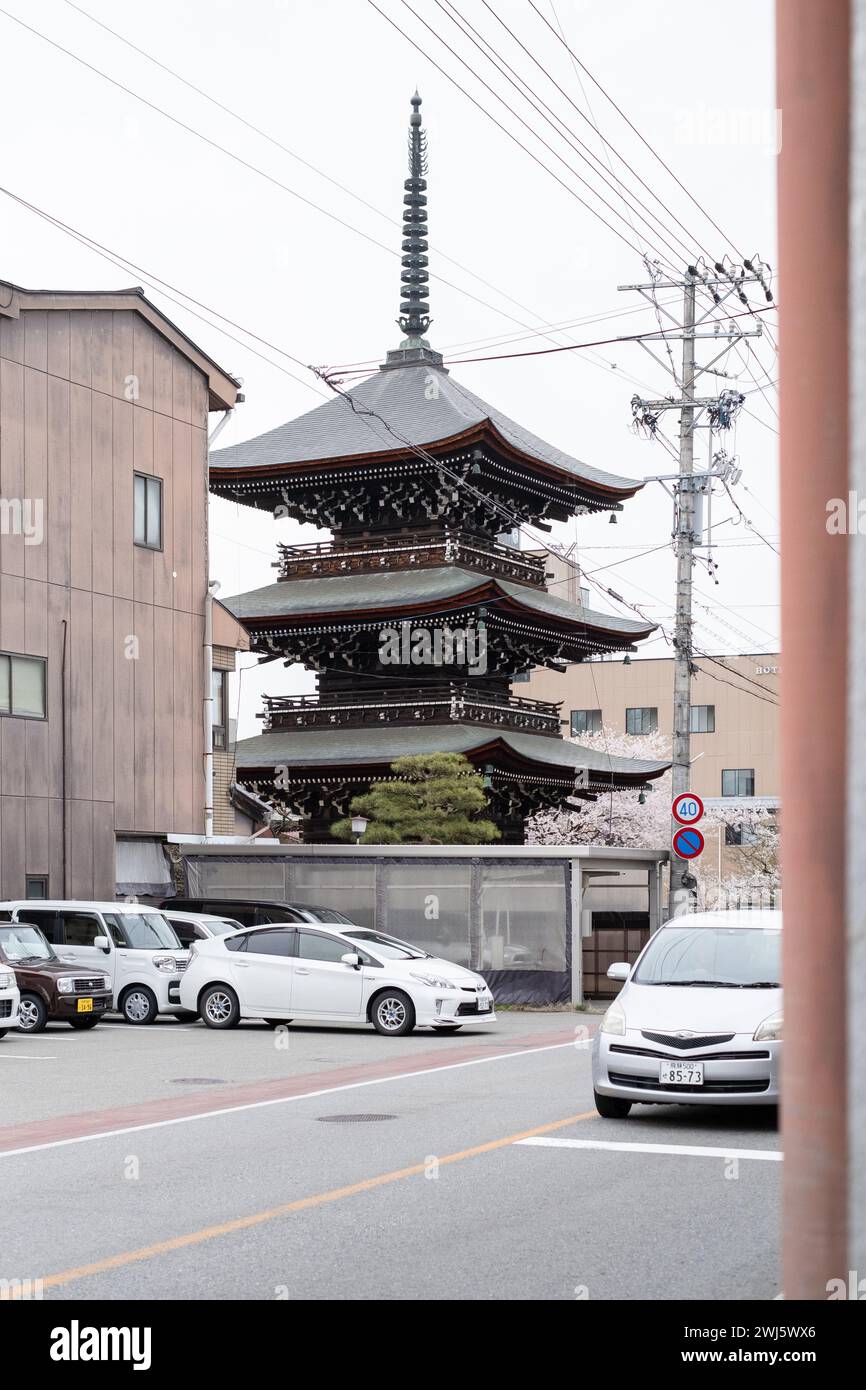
{"left": 0, "top": 1011, "right": 780, "bottom": 1301}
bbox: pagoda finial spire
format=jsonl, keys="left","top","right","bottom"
{"left": 384, "top": 93, "right": 444, "bottom": 370}
{"left": 399, "top": 91, "right": 430, "bottom": 338}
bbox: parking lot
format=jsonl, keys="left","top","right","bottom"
{"left": 0, "top": 1010, "right": 781, "bottom": 1301}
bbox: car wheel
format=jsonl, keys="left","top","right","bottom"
{"left": 200, "top": 985, "right": 240, "bottom": 1030}
{"left": 17, "top": 993, "right": 48, "bottom": 1033}
{"left": 0, "top": 1029, "right": 7, "bottom": 1039}
{"left": 371, "top": 990, "right": 416, "bottom": 1037}
{"left": 594, "top": 1089, "right": 632, "bottom": 1119}
{"left": 432, "top": 1025, "right": 462, "bottom": 1034}
{"left": 264, "top": 1018, "right": 291, "bottom": 1028}
{"left": 68, "top": 1017, "right": 100, "bottom": 1030}
{"left": 120, "top": 986, "right": 158, "bottom": 1025}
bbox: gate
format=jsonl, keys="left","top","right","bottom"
{"left": 582, "top": 911, "right": 650, "bottom": 998}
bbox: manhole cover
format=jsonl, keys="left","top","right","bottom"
{"left": 171, "top": 1077, "right": 229, "bottom": 1086}
{"left": 316, "top": 1113, "right": 397, "bottom": 1124}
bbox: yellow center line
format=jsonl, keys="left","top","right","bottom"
{"left": 6, "top": 1109, "right": 596, "bottom": 1297}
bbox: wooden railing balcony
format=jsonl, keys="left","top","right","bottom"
{"left": 259, "top": 684, "right": 563, "bottom": 738}
{"left": 273, "top": 529, "right": 548, "bottom": 588}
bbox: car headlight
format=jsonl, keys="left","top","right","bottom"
{"left": 410, "top": 972, "right": 457, "bottom": 990}
{"left": 57, "top": 976, "right": 77, "bottom": 994}
{"left": 754, "top": 1011, "right": 782, "bottom": 1041}
{"left": 600, "top": 1002, "right": 627, "bottom": 1036}
{"left": 0, "top": 969, "right": 15, "bottom": 991}
{"left": 153, "top": 955, "right": 178, "bottom": 973}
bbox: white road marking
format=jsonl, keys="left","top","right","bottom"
{"left": 0, "top": 1039, "right": 577, "bottom": 1160}
{"left": 516, "top": 1136, "right": 782, "bottom": 1161}
{"left": 0, "top": 1053, "right": 58, "bottom": 1061}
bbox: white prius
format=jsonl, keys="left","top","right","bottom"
{"left": 181, "top": 923, "right": 496, "bottom": 1036}
{"left": 592, "top": 910, "right": 782, "bottom": 1116}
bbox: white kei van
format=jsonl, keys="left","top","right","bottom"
{"left": 0, "top": 902, "right": 190, "bottom": 1024}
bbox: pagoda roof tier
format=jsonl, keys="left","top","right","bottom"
{"left": 223, "top": 565, "right": 653, "bottom": 647}
{"left": 209, "top": 361, "right": 642, "bottom": 514}
{"left": 233, "top": 722, "right": 669, "bottom": 794}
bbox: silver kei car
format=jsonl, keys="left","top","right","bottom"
{"left": 592, "top": 910, "right": 782, "bottom": 1117}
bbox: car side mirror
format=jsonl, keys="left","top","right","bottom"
{"left": 607, "top": 962, "right": 630, "bottom": 982}
{"left": 341, "top": 952, "right": 361, "bottom": 969}
{"left": 93, "top": 936, "right": 111, "bottom": 953}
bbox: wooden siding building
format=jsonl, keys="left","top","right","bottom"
{"left": 0, "top": 281, "right": 240, "bottom": 899}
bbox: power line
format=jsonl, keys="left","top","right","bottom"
{"left": 366, "top": 0, "right": 656, "bottom": 262}
{"left": 433, "top": 0, "right": 697, "bottom": 269}
{"left": 438, "top": 302, "right": 774, "bottom": 365}
{"left": 526, "top": 0, "right": 744, "bottom": 258}
{"left": 0, "top": 184, "right": 328, "bottom": 400}
{"left": 0, "top": 4, "right": 577, "bottom": 343}
{"left": 6, "top": 1, "right": 734, "bottom": 440}
{"left": 58, "top": 0, "right": 624, "bottom": 345}
{"left": 476, "top": 0, "right": 710, "bottom": 263}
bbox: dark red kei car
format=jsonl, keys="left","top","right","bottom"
{"left": 0, "top": 922, "right": 112, "bottom": 1032}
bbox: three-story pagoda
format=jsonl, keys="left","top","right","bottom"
{"left": 214, "top": 95, "right": 668, "bottom": 842}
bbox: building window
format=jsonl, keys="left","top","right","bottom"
{"left": 626, "top": 706, "right": 658, "bottom": 735}
{"left": 0, "top": 652, "right": 47, "bottom": 719}
{"left": 133, "top": 473, "right": 163, "bottom": 550}
{"left": 571, "top": 708, "right": 602, "bottom": 736}
{"left": 690, "top": 704, "right": 715, "bottom": 733}
{"left": 725, "top": 823, "right": 759, "bottom": 847}
{"left": 212, "top": 669, "right": 229, "bottom": 750}
{"left": 722, "top": 768, "right": 755, "bottom": 797}
{"left": 25, "top": 875, "right": 49, "bottom": 899}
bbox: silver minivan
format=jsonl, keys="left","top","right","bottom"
{"left": 0, "top": 901, "right": 190, "bottom": 1024}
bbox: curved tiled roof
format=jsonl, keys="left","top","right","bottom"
{"left": 222, "top": 566, "right": 654, "bottom": 639}
{"left": 210, "top": 363, "right": 641, "bottom": 498}
{"left": 233, "top": 722, "right": 668, "bottom": 784}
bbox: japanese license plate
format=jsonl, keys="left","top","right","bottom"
{"left": 659, "top": 1060, "right": 703, "bottom": 1085}
{"left": 77, "top": 998, "right": 93, "bottom": 1013}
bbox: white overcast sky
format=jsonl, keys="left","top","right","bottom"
{"left": 0, "top": 0, "right": 778, "bottom": 738}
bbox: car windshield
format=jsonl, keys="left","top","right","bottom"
{"left": 0, "top": 924, "right": 54, "bottom": 962}
{"left": 210, "top": 919, "right": 242, "bottom": 936}
{"left": 343, "top": 928, "right": 429, "bottom": 960}
{"left": 104, "top": 913, "right": 181, "bottom": 950}
{"left": 634, "top": 925, "right": 781, "bottom": 987}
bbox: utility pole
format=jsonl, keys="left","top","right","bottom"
{"left": 670, "top": 273, "right": 697, "bottom": 916}
{"left": 619, "top": 260, "right": 771, "bottom": 915}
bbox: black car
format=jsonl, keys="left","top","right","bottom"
{"left": 159, "top": 898, "right": 358, "bottom": 928}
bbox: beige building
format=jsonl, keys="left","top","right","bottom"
{"left": 520, "top": 561, "right": 779, "bottom": 802}
{"left": 523, "top": 652, "right": 779, "bottom": 801}
{"left": 0, "top": 280, "right": 243, "bottom": 899}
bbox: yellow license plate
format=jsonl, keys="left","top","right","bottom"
{"left": 77, "top": 998, "right": 93, "bottom": 1013}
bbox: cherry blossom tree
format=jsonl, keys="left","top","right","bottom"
{"left": 527, "top": 725, "right": 779, "bottom": 908}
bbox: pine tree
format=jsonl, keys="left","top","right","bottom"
{"left": 331, "top": 752, "right": 501, "bottom": 845}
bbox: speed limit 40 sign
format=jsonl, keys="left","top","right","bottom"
{"left": 672, "top": 792, "right": 704, "bottom": 825}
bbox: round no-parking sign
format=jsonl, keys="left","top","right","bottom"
{"left": 672, "top": 826, "right": 705, "bottom": 860}
{"left": 672, "top": 792, "right": 704, "bottom": 825}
